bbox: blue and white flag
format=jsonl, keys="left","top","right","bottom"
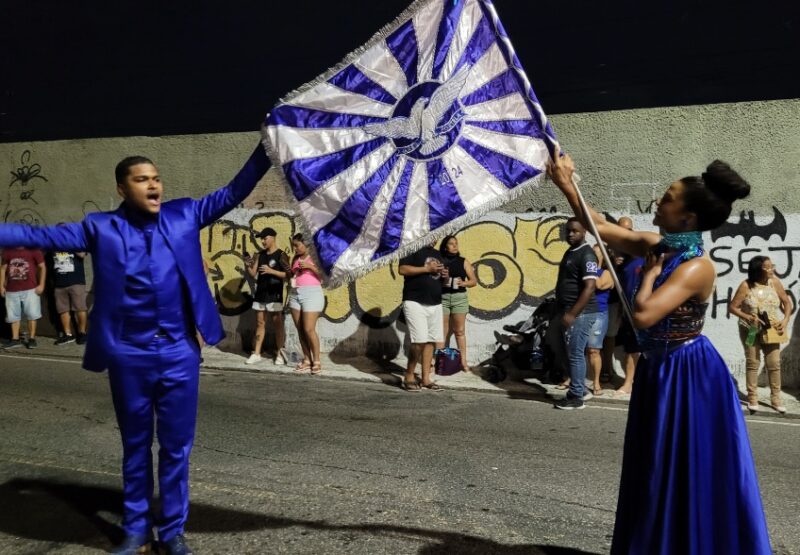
{"left": 263, "top": 0, "right": 559, "bottom": 285}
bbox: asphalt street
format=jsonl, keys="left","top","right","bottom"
{"left": 0, "top": 354, "right": 798, "bottom": 555}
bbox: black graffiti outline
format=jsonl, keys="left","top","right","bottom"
{"left": 710, "top": 206, "right": 787, "bottom": 244}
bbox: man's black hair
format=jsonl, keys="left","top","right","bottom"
{"left": 115, "top": 156, "right": 154, "bottom": 185}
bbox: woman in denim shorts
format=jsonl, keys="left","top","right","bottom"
{"left": 437, "top": 236, "right": 477, "bottom": 372}
{"left": 588, "top": 244, "right": 613, "bottom": 394}
{"left": 286, "top": 234, "right": 325, "bottom": 375}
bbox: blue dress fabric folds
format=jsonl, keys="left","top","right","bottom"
{"left": 611, "top": 247, "right": 771, "bottom": 555}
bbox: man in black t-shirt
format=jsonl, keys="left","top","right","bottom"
{"left": 553, "top": 217, "right": 600, "bottom": 410}
{"left": 50, "top": 249, "right": 89, "bottom": 345}
{"left": 245, "top": 227, "right": 290, "bottom": 365}
{"left": 398, "top": 243, "right": 448, "bottom": 391}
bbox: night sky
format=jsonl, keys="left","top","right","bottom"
{"left": 2, "top": 0, "right": 799, "bottom": 142}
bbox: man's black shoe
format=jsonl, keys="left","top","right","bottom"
{"left": 1, "top": 338, "right": 23, "bottom": 350}
{"left": 110, "top": 533, "right": 151, "bottom": 554}
{"left": 554, "top": 396, "right": 585, "bottom": 410}
{"left": 25, "top": 338, "right": 38, "bottom": 349}
{"left": 161, "top": 534, "right": 194, "bottom": 555}
{"left": 55, "top": 335, "right": 76, "bottom": 345}
{"left": 76, "top": 332, "right": 88, "bottom": 345}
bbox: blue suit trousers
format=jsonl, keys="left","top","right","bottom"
{"left": 107, "top": 335, "right": 200, "bottom": 542}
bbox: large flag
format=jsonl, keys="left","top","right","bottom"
{"left": 263, "top": 0, "right": 559, "bottom": 286}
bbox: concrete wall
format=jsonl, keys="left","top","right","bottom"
{"left": 2, "top": 98, "right": 800, "bottom": 384}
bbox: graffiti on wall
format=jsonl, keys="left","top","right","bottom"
{"left": 199, "top": 205, "right": 797, "bottom": 331}
{"left": 707, "top": 207, "right": 797, "bottom": 318}
{"left": 5, "top": 150, "right": 48, "bottom": 225}
{"left": 199, "top": 211, "right": 569, "bottom": 325}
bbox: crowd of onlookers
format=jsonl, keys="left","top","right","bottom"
{"left": 0, "top": 241, "right": 88, "bottom": 349}
{"left": 2, "top": 217, "right": 794, "bottom": 412}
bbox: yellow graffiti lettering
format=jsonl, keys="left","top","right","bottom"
{"left": 323, "top": 284, "right": 352, "bottom": 321}
{"left": 514, "top": 216, "right": 568, "bottom": 298}
{"left": 353, "top": 261, "right": 402, "bottom": 320}
{"left": 249, "top": 213, "right": 295, "bottom": 256}
{"left": 456, "top": 222, "right": 522, "bottom": 313}
{"left": 198, "top": 210, "right": 568, "bottom": 322}
{"left": 210, "top": 252, "right": 251, "bottom": 311}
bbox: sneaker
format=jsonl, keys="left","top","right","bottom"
{"left": 54, "top": 335, "right": 76, "bottom": 346}
{"left": 245, "top": 353, "right": 262, "bottom": 365}
{"left": 76, "top": 332, "right": 88, "bottom": 345}
{"left": 1, "top": 338, "right": 23, "bottom": 349}
{"left": 110, "top": 533, "right": 152, "bottom": 555}
{"left": 25, "top": 338, "right": 37, "bottom": 349}
{"left": 582, "top": 391, "right": 594, "bottom": 401}
{"left": 161, "top": 534, "right": 194, "bottom": 555}
{"left": 555, "top": 396, "right": 585, "bottom": 410}
{"left": 275, "top": 349, "right": 288, "bottom": 366}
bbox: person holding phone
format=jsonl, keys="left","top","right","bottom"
{"left": 398, "top": 242, "right": 447, "bottom": 391}
{"left": 245, "top": 227, "right": 290, "bottom": 366}
{"left": 286, "top": 234, "right": 324, "bottom": 375}
{"left": 436, "top": 235, "right": 477, "bottom": 372}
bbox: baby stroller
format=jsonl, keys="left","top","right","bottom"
{"left": 483, "top": 296, "right": 558, "bottom": 383}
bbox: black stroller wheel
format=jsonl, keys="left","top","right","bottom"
{"left": 484, "top": 364, "right": 507, "bottom": 384}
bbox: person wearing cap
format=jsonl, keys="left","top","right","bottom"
{"left": 245, "top": 227, "right": 290, "bottom": 365}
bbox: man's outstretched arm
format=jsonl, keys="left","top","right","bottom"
{"left": 0, "top": 222, "right": 90, "bottom": 252}
{"left": 195, "top": 144, "right": 271, "bottom": 228}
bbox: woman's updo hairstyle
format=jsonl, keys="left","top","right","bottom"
{"left": 681, "top": 160, "right": 750, "bottom": 231}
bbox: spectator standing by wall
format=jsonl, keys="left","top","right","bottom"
{"left": 399, "top": 242, "right": 447, "bottom": 391}
{"left": 50, "top": 246, "right": 89, "bottom": 345}
{"left": 614, "top": 252, "right": 644, "bottom": 396}
{"left": 554, "top": 218, "right": 599, "bottom": 410}
{"left": 601, "top": 216, "right": 633, "bottom": 382}
{"left": 601, "top": 246, "right": 625, "bottom": 382}
{"left": 437, "top": 235, "right": 477, "bottom": 372}
{"left": 609, "top": 217, "right": 644, "bottom": 396}
{"left": 729, "top": 255, "right": 793, "bottom": 413}
{"left": 245, "top": 227, "right": 289, "bottom": 365}
{"left": 287, "top": 234, "right": 325, "bottom": 375}
{"left": 1, "top": 246, "right": 46, "bottom": 349}
{"left": 588, "top": 244, "right": 613, "bottom": 395}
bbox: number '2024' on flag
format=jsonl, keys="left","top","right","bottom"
{"left": 262, "top": 0, "right": 559, "bottom": 286}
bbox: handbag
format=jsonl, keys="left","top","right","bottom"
{"left": 435, "top": 347, "right": 462, "bottom": 376}
{"left": 762, "top": 326, "right": 789, "bottom": 344}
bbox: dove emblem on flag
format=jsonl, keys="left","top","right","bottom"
{"left": 263, "top": 0, "right": 559, "bottom": 285}
{"left": 363, "top": 64, "right": 471, "bottom": 156}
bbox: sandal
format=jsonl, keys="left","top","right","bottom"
{"left": 311, "top": 361, "right": 322, "bottom": 375}
{"left": 592, "top": 387, "right": 604, "bottom": 396}
{"left": 402, "top": 379, "right": 422, "bottom": 392}
{"left": 421, "top": 382, "right": 443, "bottom": 392}
{"left": 294, "top": 360, "right": 311, "bottom": 374}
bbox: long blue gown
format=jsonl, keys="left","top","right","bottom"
{"left": 611, "top": 246, "right": 772, "bottom": 555}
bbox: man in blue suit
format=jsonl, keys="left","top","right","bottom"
{"left": 0, "top": 144, "right": 270, "bottom": 554}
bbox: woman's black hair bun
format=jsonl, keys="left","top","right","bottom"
{"left": 702, "top": 160, "right": 750, "bottom": 203}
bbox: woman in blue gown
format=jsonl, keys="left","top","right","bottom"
{"left": 547, "top": 155, "right": 772, "bottom": 555}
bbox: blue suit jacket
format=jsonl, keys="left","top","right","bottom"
{"left": 0, "top": 145, "right": 270, "bottom": 371}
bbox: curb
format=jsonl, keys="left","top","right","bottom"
{"left": 3, "top": 347, "right": 798, "bottom": 421}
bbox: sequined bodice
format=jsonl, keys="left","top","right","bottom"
{"left": 636, "top": 242, "right": 708, "bottom": 352}
{"left": 638, "top": 299, "right": 707, "bottom": 351}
